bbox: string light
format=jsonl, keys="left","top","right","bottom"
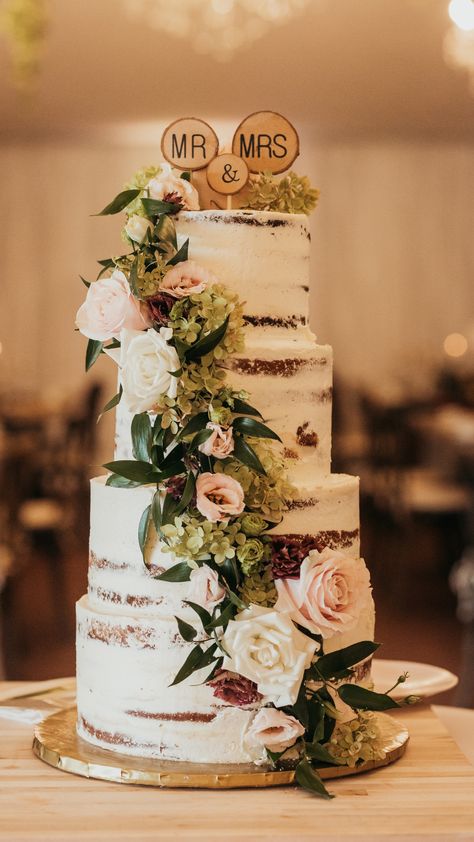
{"left": 448, "top": 0, "right": 474, "bottom": 31}
{"left": 443, "top": 333, "right": 468, "bottom": 358}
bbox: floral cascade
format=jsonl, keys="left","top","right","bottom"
{"left": 76, "top": 163, "right": 415, "bottom": 798}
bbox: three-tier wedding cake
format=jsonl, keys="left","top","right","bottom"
{"left": 75, "top": 152, "right": 385, "bottom": 795}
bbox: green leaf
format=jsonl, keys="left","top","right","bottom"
{"left": 175, "top": 616, "right": 198, "bottom": 643}
{"left": 184, "top": 600, "right": 212, "bottom": 630}
{"left": 100, "top": 385, "right": 123, "bottom": 416}
{"left": 105, "top": 473, "right": 142, "bottom": 489}
{"left": 177, "top": 412, "right": 209, "bottom": 441}
{"left": 159, "top": 443, "right": 185, "bottom": 470}
{"left": 103, "top": 460, "right": 156, "bottom": 483}
{"left": 151, "top": 489, "right": 162, "bottom": 531}
{"left": 155, "top": 214, "right": 177, "bottom": 248}
{"left": 181, "top": 171, "right": 191, "bottom": 182}
{"left": 141, "top": 198, "right": 181, "bottom": 217}
{"left": 232, "top": 398, "right": 263, "bottom": 418}
{"left": 85, "top": 339, "right": 103, "bottom": 372}
{"left": 337, "top": 684, "right": 401, "bottom": 711}
{"left": 307, "top": 699, "right": 325, "bottom": 744}
{"left": 157, "top": 460, "right": 187, "bottom": 482}
{"left": 316, "top": 641, "right": 380, "bottom": 681}
{"left": 220, "top": 557, "right": 240, "bottom": 592}
{"left": 80, "top": 275, "right": 91, "bottom": 288}
{"left": 97, "top": 257, "right": 116, "bottom": 268}
{"left": 167, "top": 239, "right": 189, "bottom": 266}
{"left": 227, "top": 589, "right": 247, "bottom": 611}
{"left": 295, "top": 759, "right": 333, "bottom": 799}
{"left": 233, "top": 416, "right": 281, "bottom": 442}
{"left": 131, "top": 413, "right": 152, "bottom": 462}
{"left": 185, "top": 317, "right": 230, "bottom": 362}
{"left": 175, "top": 472, "right": 196, "bottom": 514}
{"left": 128, "top": 256, "right": 140, "bottom": 298}
{"left": 169, "top": 645, "right": 204, "bottom": 687}
{"left": 169, "top": 643, "right": 218, "bottom": 687}
{"left": 138, "top": 504, "right": 151, "bottom": 563}
{"left": 95, "top": 188, "right": 141, "bottom": 216}
{"left": 201, "top": 656, "right": 224, "bottom": 685}
{"left": 188, "top": 428, "right": 213, "bottom": 453}
{"left": 291, "top": 681, "right": 309, "bottom": 730}
{"left": 232, "top": 436, "right": 266, "bottom": 475}
{"left": 205, "top": 602, "right": 235, "bottom": 630}
{"left": 305, "top": 743, "right": 345, "bottom": 766}
{"left": 155, "top": 562, "right": 192, "bottom": 582}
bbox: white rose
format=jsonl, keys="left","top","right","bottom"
{"left": 75, "top": 269, "right": 151, "bottom": 341}
{"left": 147, "top": 162, "right": 200, "bottom": 211}
{"left": 124, "top": 215, "right": 153, "bottom": 243}
{"left": 220, "top": 605, "right": 317, "bottom": 708}
{"left": 117, "top": 328, "right": 180, "bottom": 413}
{"left": 186, "top": 565, "right": 226, "bottom": 611}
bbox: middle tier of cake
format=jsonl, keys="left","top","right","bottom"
{"left": 87, "top": 473, "right": 360, "bottom": 618}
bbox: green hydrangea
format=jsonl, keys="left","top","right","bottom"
{"left": 160, "top": 514, "right": 246, "bottom": 565}
{"left": 236, "top": 538, "right": 264, "bottom": 575}
{"left": 215, "top": 439, "right": 294, "bottom": 521}
{"left": 124, "top": 164, "right": 162, "bottom": 218}
{"left": 240, "top": 565, "right": 277, "bottom": 607}
{"left": 245, "top": 171, "right": 320, "bottom": 216}
{"left": 240, "top": 513, "right": 268, "bottom": 537}
{"left": 324, "top": 712, "right": 386, "bottom": 768}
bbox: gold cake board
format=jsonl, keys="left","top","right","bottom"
{"left": 33, "top": 707, "right": 408, "bottom": 789}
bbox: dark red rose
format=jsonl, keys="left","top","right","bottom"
{"left": 208, "top": 670, "right": 262, "bottom": 707}
{"left": 147, "top": 291, "right": 174, "bottom": 325}
{"left": 271, "top": 535, "right": 322, "bottom": 579}
{"left": 164, "top": 475, "right": 187, "bottom": 501}
{"left": 163, "top": 191, "right": 184, "bottom": 208}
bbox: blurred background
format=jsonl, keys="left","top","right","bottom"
{"left": 0, "top": 0, "right": 473, "bottom": 705}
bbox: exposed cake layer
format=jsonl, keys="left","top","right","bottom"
{"left": 115, "top": 332, "right": 333, "bottom": 474}
{"left": 76, "top": 594, "right": 374, "bottom": 761}
{"left": 228, "top": 334, "right": 332, "bottom": 477}
{"left": 88, "top": 474, "right": 360, "bottom": 617}
{"left": 76, "top": 596, "right": 264, "bottom": 763}
{"left": 175, "top": 210, "right": 310, "bottom": 326}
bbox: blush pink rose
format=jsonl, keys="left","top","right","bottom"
{"left": 275, "top": 547, "right": 372, "bottom": 638}
{"left": 75, "top": 270, "right": 151, "bottom": 341}
{"left": 195, "top": 472, "right": 245, "bottom": 523}
{"left": 161, "top": 260, "right": 217, "bottom": 299}
{"left": 246, "top": 708, "right": 305, "bottom": 753}
{"left": 147, "top": 163, "right": 200, "bottom": 210}
{"left": 199, "top": 423, "right": 234, "bottom": 458}
{"left": 186, "top": 564, "right": 226, "bottom": 611}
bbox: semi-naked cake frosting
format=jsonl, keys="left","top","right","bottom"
{"left": 76, "top": 205, "right": 375, "bottom": 765}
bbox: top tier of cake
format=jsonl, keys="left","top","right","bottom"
{"left": 115, "top": 210, "right": 333, "bottom": 478}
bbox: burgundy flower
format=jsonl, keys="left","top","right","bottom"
{"left": 163, "top": 191, "right": 184, "bottom": 208}
{"left": 208, "top": 670, "right": 262, "bottom": 707}
{"left": 165, "top": 475, "right": 187, "bottom": 501}
{"left": 147, "top": 291, "right": 174, "bottom": 325}
{"left": 271, "top": 535, "right": 323, "bottom": 579}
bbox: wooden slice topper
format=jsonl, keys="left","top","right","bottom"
{"left": 161, "top": 117, "right": 219, "bottom": 171}
{"left": 206, "top": 153, "right": 249, "bottom": 195}
{"left": 232, "top": 111, "right": 299, "bottom": 174}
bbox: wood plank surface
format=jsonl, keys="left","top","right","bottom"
{"left": 0, "top": 702, "right": 473, "bottom": 841}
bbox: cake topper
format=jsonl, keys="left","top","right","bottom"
{"left": 161, "top": 117, "right": 219, "bottom": 170}
{"left": 232, "top": 111, "right": 299, "bottom": 174}
{"left": 206, "top": 153, "right": 250, "bottom": 209}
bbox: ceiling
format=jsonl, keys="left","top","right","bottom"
{"left": 0, "top": 0, "right": 473, "bottom": 143}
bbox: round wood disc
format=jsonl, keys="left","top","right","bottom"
{"left": 161, "top": 118, "right": 219, "bottom": 171}
{"left": 232, "top": 111, "right": 299, "bottom": 174}
{"left": 33, "top": 707, "right": 409, "bottom": 789}
{"left": 206, "top": 153, "right": 249, "bottom": 195}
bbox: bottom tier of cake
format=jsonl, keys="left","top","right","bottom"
{"left": 76, "top": 595, "right": 375, "bottom": 763}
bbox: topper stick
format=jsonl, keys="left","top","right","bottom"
{"left": 226, "top": 195, "right": 232, "bottom": 211}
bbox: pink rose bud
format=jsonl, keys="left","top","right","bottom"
{"left": 75, "top": 270, "right": 151, "bottom": 341}
{"left": 275, "top": 547, "right": 372, "bottom": 638}
{"left": 186, "top": 565, "right": 226, "bottom": 611}
{"left": 161, "top": 260, "right": 218, "bottom": 299}
{"left": 195, "top": 472, "right": 245, "bottom": 523}
{"left": 199, "top": 423, "right": 234, "bottom": 459}
{"left": 246, "top": 708, "right": 305, "bottom": 753}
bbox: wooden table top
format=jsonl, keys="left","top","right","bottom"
{"left": 0, "top": 704, "right": 473, "bottom": 841}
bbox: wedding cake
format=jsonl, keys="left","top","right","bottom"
{"left": 74, "top": 149, "right": 392, "bottom": 796}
